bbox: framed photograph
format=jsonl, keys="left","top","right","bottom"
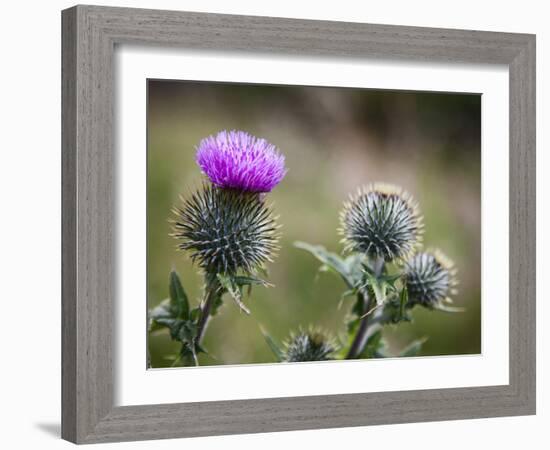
{"left": 61, "top": 5, "right": 535, "bottom": 444}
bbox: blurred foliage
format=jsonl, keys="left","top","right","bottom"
{"left": 147, "top": 81, "right": 481, "bottom": 368}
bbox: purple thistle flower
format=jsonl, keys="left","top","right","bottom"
{"left": 195, "top": 130, "right": 287, "bottom": 193}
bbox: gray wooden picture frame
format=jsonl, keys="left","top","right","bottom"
{"left": 61, "top": 4, "right": 536, "bottom": 444}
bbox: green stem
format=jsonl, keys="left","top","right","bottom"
{"left": 346, "top": 256, "right": 385, "bottom": 359}
{"left": 171, "top": 353, "right": 183, "bottom": 368}
{"left": 346, "top": 291, "right": 372, "bottom": 359}
{"left": 195, "top": 274, "right": 220, "bottom": 346}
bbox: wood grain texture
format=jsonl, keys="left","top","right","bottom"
{"left": 61, "top": 7, "right": 77, "bottom": 443}
{"left": 61, "top": 4, "right": 536, "bottom": 444}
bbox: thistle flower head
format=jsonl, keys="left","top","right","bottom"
{"left": 339, "top": 183, "right": 423, "bottom": 262}
{"left": 404, "top": 249, "right": 458, "bottom": 308}
{"left": 172, "top": 184, "right": 280, "bottom": 275}
{"left": 196, "top": 130, "right": 287, "bottom": 193}
{"left": 283, "top": 328, "right": 337, "bottom": 362}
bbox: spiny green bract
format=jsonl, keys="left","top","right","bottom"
{"left": 172, "top": 184, "right": 280, "bottom": 275}
{"left": 339, "top": 183, "right": 423, "bottom": 262}
{"left": 283, "top": 328, "right": 337, "bottom": 362}
{"left": 404, "top": 249, "right": 458, "bottom": 308}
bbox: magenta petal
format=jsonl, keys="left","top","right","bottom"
{"left": 195, "top": 130, "right": 287, "bottom": 193}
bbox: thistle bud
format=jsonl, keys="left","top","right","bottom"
{"left": 172, "top": 184, "right": 279, "bottom": 275}
{"left": 339, "top": 183, "right": 423, "bottom": 262}
{"left": 283, "top": 328, "right": 337, "bottom": 362}
{"left": 404, "top": 249, "right": 458, "bottom": 308}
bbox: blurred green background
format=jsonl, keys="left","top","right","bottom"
{"left": 147, "top": 80, "right": 481, "bottom": 368}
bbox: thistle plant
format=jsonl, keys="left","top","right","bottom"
{"left": 172, "top": 185, "right": 279, "bottom": 276}
{"left": 261, "top": 326, "right": 338, "bottom": 363}
{"left": 149, "top": 130, "right": 286, "bottom": 366}
{"left": 295, "top": 183, "right": 462, "bottom": 360}
{"left": 404, "top": 250, "right": 458, "bottom": 309}
{"left": 283, "top": 329, "right": 337, "bottom": 362}
{"left": 149, "top": 134, "right": 463, "bottom": 366}
{"left": 340, "top": 184, "right": 423, "bottom": 262}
